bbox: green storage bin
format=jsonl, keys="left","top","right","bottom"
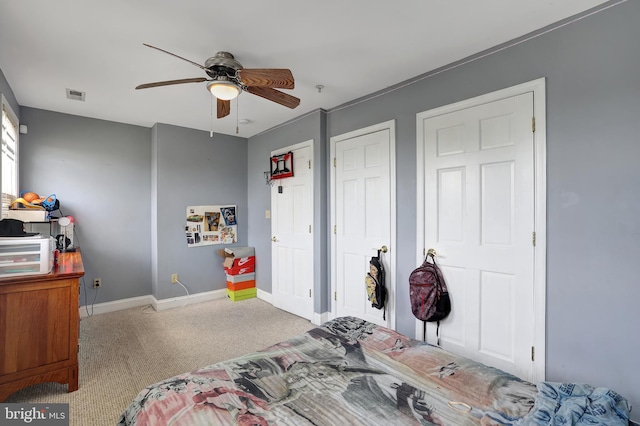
{"left": 226, "top": 287, "right": 257, "bottom": 301}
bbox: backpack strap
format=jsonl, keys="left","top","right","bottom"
{"left": 422, "top": 321, "right": 442, "bottom": 345}
{"left": 426, "top": 252, "right": 444, "bottom": 346}
{"left": 427, "top": 252, "right": 445, "bottom": 297}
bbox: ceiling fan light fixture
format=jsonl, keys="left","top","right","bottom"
{"left": 207, "top": 80, "right": 241, "bottom": 100}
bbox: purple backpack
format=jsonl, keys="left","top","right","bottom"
{"left": 409, "top": 252, "right": 451, "bottom": 342}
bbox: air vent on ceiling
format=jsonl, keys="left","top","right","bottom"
{"left": 66, "top": 89, "right": 85, "bottom": 101}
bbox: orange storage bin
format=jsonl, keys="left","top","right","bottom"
{"left": 227, "top": 279, "right": 255, "bottom": 291}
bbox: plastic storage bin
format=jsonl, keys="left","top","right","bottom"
{"left": 0, "top": 236, "right": 55, "bottom": 277}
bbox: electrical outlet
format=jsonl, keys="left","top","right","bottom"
{"left": 171, "top": 273, "right": 178, "bottom": 284}
{"left": 93, "top": 278, "right": 102, "bottom": 288}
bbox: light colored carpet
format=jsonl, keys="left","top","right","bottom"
{"left": 6, "top": 297, "right": 315, "bottom": 425}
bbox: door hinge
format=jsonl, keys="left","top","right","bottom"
{"left": 531, "top": 346, "right": 535, "bottom": 361}
{"left": 333, "top": 225, "right": 336, "bottom": 234}
{"left": 308, "top": 159, "right": 311, "bottom": 169}
{"left": 334, "top": 291, "right": 337, "bottom": 301}
{"left": 309, "top": 289, "right": 312, "bottom": 297}
{"left": 532, "top": 117, "right": 536, "bottom": 133}
{"left": 532, "top": 231, "right": 537, "bottom": 246}
{"left": 309, "top": 225, "right": 311, "bottom": 233}
{"left": 333, "top": 157, "right": 336, "bottom": 167}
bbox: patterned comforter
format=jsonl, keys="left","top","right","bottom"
{"left": 118, "top": 317, "right": 630, "bottom": 426}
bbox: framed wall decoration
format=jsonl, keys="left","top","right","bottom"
{"left": 186, "top": 205, "right": 237, "bottom": 247}
{"left": 270, "top": 151, "right": 294, "bottom": 179}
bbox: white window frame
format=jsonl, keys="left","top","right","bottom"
{"left": 1, "top": 94, "right": 19, "bottom": 218}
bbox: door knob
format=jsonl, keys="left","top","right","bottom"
{"left": 427, "top": 248, "right": 437, "bottom": 257}
{"left": 272, "top": 236, "right": 279, "bottom": 242}
{"left": 378, "top": 245, "right": 388, "bottom": 253}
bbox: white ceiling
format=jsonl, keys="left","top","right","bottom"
{"left": 0, "top": 0, "right": 609, "bottom": 138}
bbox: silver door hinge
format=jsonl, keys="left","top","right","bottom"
{"left": 532, "top": 117, "right": 536, "bottom": 133}
{"left": 309, "top": 289, "right": 312, "bottom": 297}
{"left": 309, "top": 225, "right": 311, "bottom": 233}
{"left": 334, "top": 225, "right": 336, "bottom": 234}
{"left": 333, "top": 157, "right": 336, "bottom": 167}
{"left": 532, "top": 231, "right": 537, "bottom": 246}
{"left": 308, "top": 159, "right": 311, "bottom": 169}
{"left": 334, "top": 291, "right": 337, "bottom": 301}
{"left": 531, "top": 346, "right": 535, "bottom": 361}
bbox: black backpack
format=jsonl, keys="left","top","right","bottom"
{"left": 409, "top": 250, "right": 451, "bottom": 343}
{"left": 365, "top": 250, "right": 387, "bottom": 320}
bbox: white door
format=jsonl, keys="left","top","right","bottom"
{"left": 271, "top": 142, "right": 314, "bottom": 320}
{"left": 331, "top": 121, "right": 395, "bottom": 328}
{"left": 417, "top": 82, "right": 545, "bottom": 382}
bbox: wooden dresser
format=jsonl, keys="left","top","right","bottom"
{"left": 0, "top": 251, "right": 84, "bottom": 402}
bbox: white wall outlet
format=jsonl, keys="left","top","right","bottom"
{"left": 93, "top": 278, "right": 102, "bottom": 288}
{"left": 171, "top": 273, "right": 178, "bottom": 284}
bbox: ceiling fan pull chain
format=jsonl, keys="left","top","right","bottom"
{"left": 236, "top": 99, "right": 239, "bottom": 134}
{"left": 210, "top": 95, "right": 214, "bottom": 138}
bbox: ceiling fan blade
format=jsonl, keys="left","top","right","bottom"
{"left": 217, "top": 99, "right": 231, "bottom": 118}
{"left": 135, "top": 77, "right": 207, "bottom": 90}
{"left": 237, "top": 69, "right": 294, "bottom": 89}
{"left": 143, "top": 43, "right": 207, "bottom": 70}
{"left": 246, "top": 86, "right": 300, "bottom": 109}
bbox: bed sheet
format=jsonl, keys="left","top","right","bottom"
{"left": 118, "top": 317, "right": 629, "bottom": 426}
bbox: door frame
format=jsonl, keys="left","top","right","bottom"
{"left": 415, "top": 78, "right": 546, "bottom": 382}
{"left": 329, "top": 120, "right": 397, "bottom": 330}
{"left": 271, "top": 139, "right": 315, "bottom": 321}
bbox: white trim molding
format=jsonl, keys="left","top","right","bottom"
{"left": 80, "top": 289, "right": 280, "bottom": 319}
{"left": 313, "top": 311, "right": 330, "bottom": 326}
{"left": 79, "top": 290, "right": 227, "bottom": 318}
{"left": 79, "top": 295, "right": 154, "bottom": 318}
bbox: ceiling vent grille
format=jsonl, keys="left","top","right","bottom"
{"left": 66, "top": 89, "right": 85, "bottom": 101}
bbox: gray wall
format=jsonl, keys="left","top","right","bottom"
{"left": 16, "top": 110, "right": 248, "bottom": 305}
{"left": 247, "top": 110, "right": 328, "bottom": 313}
{"left": 0, "top": 67, "right": 19, "bottom": 120}
{"left": 18, "top": 108, "right": 152, "bottom": 305}
{"left": 326, "top": 0, "right": 639, "bottom": 418}
{"left": 153, "top": 123, "right": 247, "bottom": 299}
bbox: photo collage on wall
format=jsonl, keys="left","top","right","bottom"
{"left": 186, "top": 205, "right": 237, "bottom": 247}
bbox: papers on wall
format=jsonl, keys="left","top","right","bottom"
{"left": 186, "top": 205, "right": 237, "bottom": 247}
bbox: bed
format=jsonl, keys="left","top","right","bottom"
{"left": 118, "top": 317, "right": 630, "bottom": 425}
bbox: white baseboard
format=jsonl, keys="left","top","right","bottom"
{"left": 79, "top": 295, "right": 154, "bottom": 318}
{"left": 79, "top": 290, "right": 228, "bottom": 318}
{"left": 152, "top": 289, "right": 227, "bottom": 311}
{"left": 256, "top": 288, "right": 272, "bottom": 304}
{"left": 79, "top": 290, "right": 325, "bottom": 322}
{"left": 313, "top": 311, "right": 329, "bottom": 325}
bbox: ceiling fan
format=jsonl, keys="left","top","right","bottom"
{"left": 135, "top": 44, "right": 300, "bottom": 119}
